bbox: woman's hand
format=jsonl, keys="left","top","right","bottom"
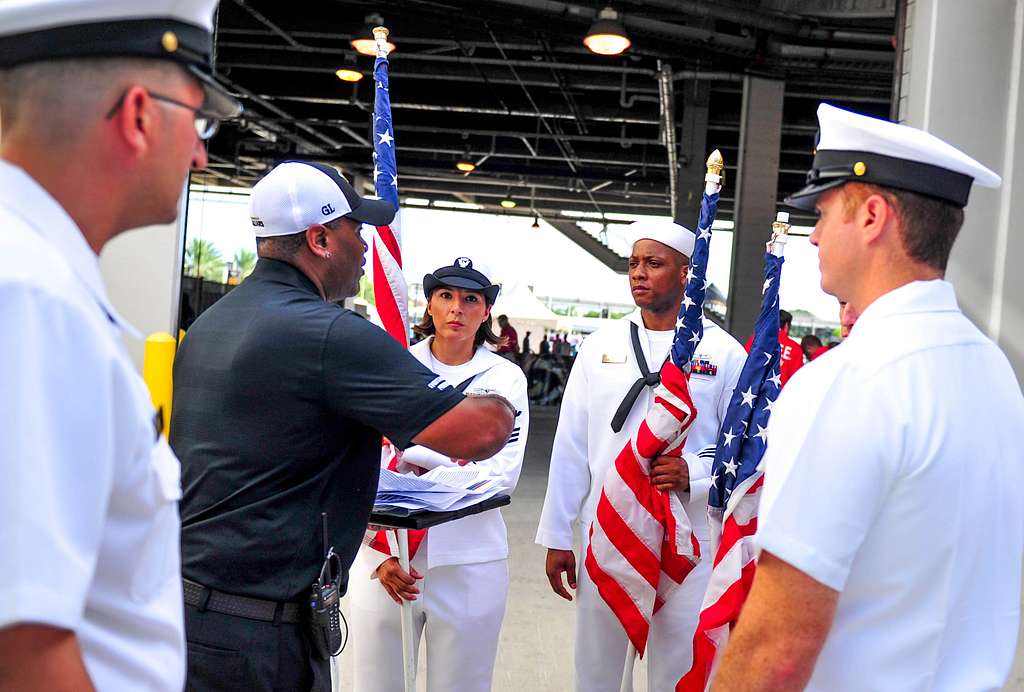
{"left": 375, "top": 557, "right": 423, "bottom": 604}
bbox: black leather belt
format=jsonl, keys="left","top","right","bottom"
{"left": 183, "top": 579, "right": 305, "bottom": 624}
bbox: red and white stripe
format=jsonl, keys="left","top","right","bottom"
{"left": 585, "top": 361, "right": 701, "bottom": 656}
{"left": 367, "top": 211, "right": 427, "bottom": 559}
{"left": 372, "top": 212, "right": 409, "bottom": 349}
{"left": 675, "top": 471, "right": 763, "bottom": 691}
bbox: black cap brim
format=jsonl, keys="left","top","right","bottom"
{"left": 423, "top": 274, "right": 500, "bottom": 304}
{"left": 784, "top": 179, "right": 847, "bottom": 211}
{"left": 188, "top": 65, "right": 242, "bottom": 119}
{"left": 346, "top": 197, "right": 398, "bottom": 226}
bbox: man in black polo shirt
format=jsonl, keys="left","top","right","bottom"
{"left": 170, "top": 160, "right": 515, "bottom": 691}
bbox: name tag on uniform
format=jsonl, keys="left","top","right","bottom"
{"left": 690, "top": 354, "right": 718, "bottom": 377}
{"left": 602, "top": 352, "right": 627, "bottom": 364}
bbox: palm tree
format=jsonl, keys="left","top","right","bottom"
{"left": 233, "top": 248, "right": 257, "bottom": 279}
{"left": 184, "top": 238, "right": 225, "bottom": 281}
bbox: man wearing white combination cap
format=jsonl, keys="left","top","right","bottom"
{"left": 536, "top": 219, "right": 746, "bottom": 691}
{"left": 170, "top": 160, "right": 515, "bottom": 690}
{"left": 714, "top": 104, "right": 1024, "bottom": 691}
{"left": 0, "top": 1, "right": 240, "bottom": 690}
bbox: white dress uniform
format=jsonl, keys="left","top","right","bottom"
{"left": 536, "top": 310, "right": 745, "bottom": 692}
{"left": 0, "top": 161, "right": 185, "bottom": 690}
{"left": 350, "top": 338, "right": 529, "bottom": 692}
{"left": 756, "top": 280, "right": 1024, "bottom": 691}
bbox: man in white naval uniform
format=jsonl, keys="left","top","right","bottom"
{"left": 714, "top": 104, "right": 1024, "bottom": 691}
{"left": 536, "top": 219, "right": 746, "bottom": 692}
{"left": 0, "top": 1, "right": 241, "bottom": 689}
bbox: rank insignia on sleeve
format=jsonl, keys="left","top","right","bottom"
{"left": 690, "top": 356, "right": 718, "bottom": 377}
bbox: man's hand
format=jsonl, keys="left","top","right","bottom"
{"left": 375, "top": 557, "right": 423, "bottom": 605}
{"left": 650, "top": 455, "right": 689, "bottom": 491}
{"left": 545, "top": 548, "right": 577, "bottom": 601}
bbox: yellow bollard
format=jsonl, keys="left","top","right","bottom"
{"left": 143, "top": 332, "right": 177, "bottom": 438}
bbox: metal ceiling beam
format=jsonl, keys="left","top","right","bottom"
{"left": 216, "top": 40, "right": 659, "bottom": 75}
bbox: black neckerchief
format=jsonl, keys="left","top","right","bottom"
{"left": 610, "top": 321, "right": 666, "bottom": 433}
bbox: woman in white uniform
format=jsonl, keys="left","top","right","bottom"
{"left": 350, "top": 257, "right": 529, "bottom": 692}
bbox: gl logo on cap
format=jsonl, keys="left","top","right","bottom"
{"left": 455, "top": 257, "right": 472, "bottom": 269}
{"left": 321, "top": 203, "right": 336, "bottom": 216}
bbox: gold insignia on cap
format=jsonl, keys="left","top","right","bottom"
{"left": 853, "top": 161, "right": 867, "bottom": 176}
{"left": 161, "top": 31, "right": 179, "bottom": 53}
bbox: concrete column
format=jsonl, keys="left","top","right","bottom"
{"left": 900, "top": 0, "right": 1024, "bottom": 380}
{"left": 100, "top": 185, "right": 187, "bottom": 371}
{"left": 674, "top": 80, "right": 711, "bottom": 226}
{"left": 726, "top": 75, "right": 785, "bottom": 338}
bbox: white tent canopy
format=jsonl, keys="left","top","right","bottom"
{"left": 491, "top": 278, "right": 560, "bottom": 348}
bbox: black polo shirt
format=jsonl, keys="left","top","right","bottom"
{"left": 170, "top": 259, "right": 464, "bottom": 601}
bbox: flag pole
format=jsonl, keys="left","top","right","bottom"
{"left": 371, "top": 26, "right": 416, "bottom": 692}
{"left": 621, "top": 641, "right": 636, "bottom": 692}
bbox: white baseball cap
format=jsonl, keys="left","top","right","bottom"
{"left": 627, "top": 219, "right": 696, "bottom": 258}
{"left": 249, "top": 160, "right": 396, "bottom": 237}
{"left": 787, "top": 103, "right": 1001, "bottom": 210}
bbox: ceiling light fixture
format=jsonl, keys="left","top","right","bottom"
{"left": 500, "top": 199, "right": 517, "bottom": 209}
{"left": 335, "top": 68, "right": 363, "bottom": 82}
{"left": 351, "top": 13, "right": 395, "bottom": 56}
{"left": 584, "top": 6, "right": 631, "bottom": 56}
{"left": 531, "top": 216, "right": 541, "bottom": 229}
{"left": 455, "top": 161, "right": 476, "bottom": 173}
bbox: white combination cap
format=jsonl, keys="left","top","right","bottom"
{"left": 627, "top": 219, "right": 696, "bottom": 258}
{"left": 249, "top": 161, "right": 396, "bottom": 238}
{"left": 786, "top": 103, "right": 1001, "bottom": 210}
{"left": 0, "top": 0, "right": 241, "bottom": 118}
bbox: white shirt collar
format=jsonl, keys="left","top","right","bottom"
{"left": 626, "top": 307, "right": 718, "bottom": 332}
{"left": 412, "top": 336, "right": 504, "bottom": 379}
{"left": 852, "top": 280, "right": 959, "bottom": 336}
{"left": 0, "top": 160, "right": 139, "bottom": 337}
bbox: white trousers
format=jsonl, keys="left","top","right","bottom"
{"left": 574, "top": 541, "right": 712, "bottom": 692}
{"left": 349, "top": 552, "right": 510, "bottom": 692}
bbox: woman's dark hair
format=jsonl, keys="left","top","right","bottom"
{"left": 412, "top": 287, "right": 504, "bottom": 348}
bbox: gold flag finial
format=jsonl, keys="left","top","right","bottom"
{"left": 373, "top": 25, "right": 393, "bottom": 57}
{"left": 769, "top": 211, "right": 791, "bottom": 256}
{"left": 705, "top": 149, "right": 725, "bottom": 185}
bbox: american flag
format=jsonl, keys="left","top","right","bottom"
{"left": 676, "top": 249, "right": 784, "bottom": 692}
{"left": 366, "top": 35, "right": 428, "bottom": 560}
{"left": 370, "top": 38, "right": 408, "bottom": 348}
{"left": 583, "top": 181, "right": 721, "bottom": 656}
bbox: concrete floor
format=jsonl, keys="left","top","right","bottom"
{"left": 335, "top": 403, "right": 1024, "bottom": 691}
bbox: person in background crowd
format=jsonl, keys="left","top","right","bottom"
{"left": 537, "top": 219, "right": 746, "bottom": 692}
{"left": 800, "top": 334, "right": 823, "bottom": 363}
{"left": 496, "top": 314, "right": 520, "bottom": 362}
{"left": 714, "top": 103, "right": 1024, "bottom": 691}
{"left": 170, "top": 162, "right": 515, "bottom": 692}
{"left": 745, "top": 308, "right": 803, "bottom": 386}
{"left": 812, "top": 299, "right": 860, "bottom": 359}
{"left": 0, "top": 2, "right": 240, "bottom": 690}
{"left": 350, "top": 257, "right": 528, "bottom": 692}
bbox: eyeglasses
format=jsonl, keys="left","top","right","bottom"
{"left": 105, "top": 89, "right": 220, "bottom": 140}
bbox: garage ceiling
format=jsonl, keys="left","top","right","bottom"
{"left": 199, "top": 0, "right": 898, "bottom": 227}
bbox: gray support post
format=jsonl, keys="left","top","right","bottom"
{"left": 727, "top": 75, "right": 785, "bottom": 338}
{"left": 901, "top": 0, "right": 1024, "bottom": 382}
{"left": 674, "top": 80, "right": 711, "bottom": 225}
